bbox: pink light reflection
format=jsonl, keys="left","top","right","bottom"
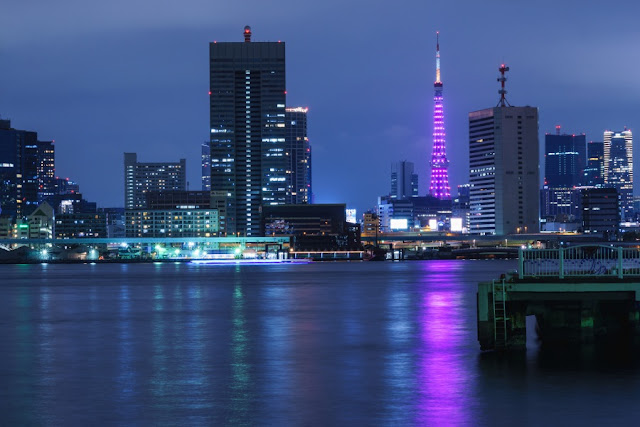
{"left": 416, "top": 278, "right": 472, "bottom": 424}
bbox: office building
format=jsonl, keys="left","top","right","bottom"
{"left": 468, "top": 65, "right": 539, "bottom": 235}
{"left": 428, "top": 32, "right": 451, "bottom": 199}
{"left": 285, "top": 107, "right": 311, "bottom": 204}
{"left": 0, "top": 119, "right": 55, "bottom": 218}
{"left": 584, "top": 141, "right": 605, "bottom": 187}
{"left": 544, "top": 127, "right": 586, "bottom": 188}
{"left": 390, "top": 161, "right": 419, "bottom": 200}
{"left": 124, "top": 153, "right": 186, "bottom": 210}
{"left": 25, "top": 140, "right": 56, "bottom": 203}
{"left": 201, "top": 142, "right": 210, "bottom": 191}
{"left": 603, "top": 129, "right": 633, "bottom": 220}
{"left": 210, "top": 26, "right": 287, "bottom": 236}
{"left": 581, "top": 187, "right": 619, "bottom": 235}
{"left": 540, "top": 186, "right": 582, "bottom": 222}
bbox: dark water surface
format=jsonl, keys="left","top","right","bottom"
{"left": 2, "top": 260, "right": 640, "bottom": 426}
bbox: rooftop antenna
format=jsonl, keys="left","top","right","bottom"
{"left": 497, "top": 64, "right": 511, "bottom": 107}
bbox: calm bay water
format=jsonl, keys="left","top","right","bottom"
{"left": 1, "top": 260, "right": 640, "bottom": 426}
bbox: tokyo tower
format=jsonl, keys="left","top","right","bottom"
{"left": 428, "top": 31, "right": 451, "bottom": 199}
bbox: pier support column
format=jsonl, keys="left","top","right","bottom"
{"left": 580, "top": 301, "right": 595, "bottom": 343}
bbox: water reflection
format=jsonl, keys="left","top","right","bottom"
{"left": 383, "top": 284, "right": 415, "bottom": 424}
{"left": 37, "top": 285, "right": 55, "bottom": 424}
{"left": 260, "top": 285, "right": 293, "bottom": 420}
{"left": 117, "top": 285, "right": 136, "bottom": 418}
{"left": 416, "top": 262, "right": 473, "bottom": 425}
{"left": 150, "top": 284, "right": 169, "bottom": 409}
{"left": 11, "top": 261, "right": 640, "bottom": 425}
{"left": 228, "top": 281, "right": 252, "bottom": 424}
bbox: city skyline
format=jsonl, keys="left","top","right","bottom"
{"left": 2, "top": 1, "right": 640, "bottom": 214}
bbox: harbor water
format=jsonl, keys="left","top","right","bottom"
{"left": 1, "top": 260, "right": 640, "bottom": 425}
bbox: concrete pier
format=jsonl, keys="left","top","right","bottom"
{"left": 478, "top": 245, "right": 640, "bottom": 351}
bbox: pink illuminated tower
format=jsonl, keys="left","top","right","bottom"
{"left": 428, "top": 32, "right": 451, "bottom": 199}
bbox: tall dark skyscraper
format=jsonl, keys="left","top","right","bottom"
{"left": 544, "top": 127, "right": 586, "bottom": 188}
{"left": 540, "top": 127, "right": 586, "bottom": 223}
{"left": 584, "top": 141, "right": 605, "bottom": 187}
{"left": 285, "top": 107, "right": 311, "bottom": 204}
{"left": 209, "top": 26, "right": 287, "bottom": 236}
{"left": 468, "top": 65, "right": 539, "bottom": 235}
{"left": 0, "top": 119, "right": 55, "bottom": 218}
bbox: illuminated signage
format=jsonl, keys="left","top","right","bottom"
{"left": 390, "top": 218, "right": 408, "bottom": 230}
{"left": 346, "top": 209, "right": 357, "bottom": 223}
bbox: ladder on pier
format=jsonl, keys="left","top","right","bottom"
{"left": 493, "top": 279, "right": 508, "bottom": 350}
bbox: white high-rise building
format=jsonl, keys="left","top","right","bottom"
{"left": 604, "top": 129, "right": 633, "bottom": 220}
{"left": 468, "top": 106, "right": 540, "bottom": 235}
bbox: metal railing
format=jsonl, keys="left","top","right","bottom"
{"left": 519, "top": 245, "right": 640, "bottom": 279}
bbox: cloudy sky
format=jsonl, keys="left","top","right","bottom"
{"left": 1, "top": 0, "right": 639, "bottom": 213}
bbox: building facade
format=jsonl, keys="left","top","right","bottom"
{"left": 126, "top": 209, "right": 219, "bottom": 238}
{"left": 145, "top": 190, "right": 211, "bottom": 210}
{"left": 209, "top": 26, "right": 287, "bottom": 236}
{"left": 469, "top": 106, "right": 539, "bottom": 235}
{"left": 544, "top": 129, "right": 586, "bottom": 188}
{"left": 603, "top": 129, "right": 633, "bottom": 220}
{"left": 285, "top": 107, "right": 311, "bottom": 204}
{"left": 584, "top": 141, "right": 604, "bottom": 187}
{"left": 201, "top": 142, "right": 210, "bottom": 191}
{"left": 0, "top": 119, "right": 55, "bottom": 218}
{"left": 124, "top": 153, "right": 186, "bottom": 210}
{"left": 390, "top": 161, "right": 419, "bottom": 200}
{"left": 55, "top": 213, "right": 107, "bottom": 239}
{"left": 581, "top": 187, "right": 619, "bottom": 235}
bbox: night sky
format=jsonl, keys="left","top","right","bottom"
{"left": 1, "top": 1, "right": 639, "bottom": 214}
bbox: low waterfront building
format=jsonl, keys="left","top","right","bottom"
{"left": 126, "top": 209, "right": 219, "bottom": 238}
{"left": 0, "top": 215, "right": 14, "bottom": 239}
{"left": 261, "top": 204, "right": 360, "bottom": 250}
{"left": 16, "top": 202, "right": 54, "bottom": 239}
{"left": 55, "top": 212, "right": 107, "bottom": 238}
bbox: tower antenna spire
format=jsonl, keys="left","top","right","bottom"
{"left": 435, "top": 31, "right": 441, "bottom": 84}
{"left": 497, "top": 64, "right": 511, "bottom": 107}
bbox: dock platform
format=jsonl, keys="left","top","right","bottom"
{"left": 478, "top": 245, "right": 640, "bottom": 351}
